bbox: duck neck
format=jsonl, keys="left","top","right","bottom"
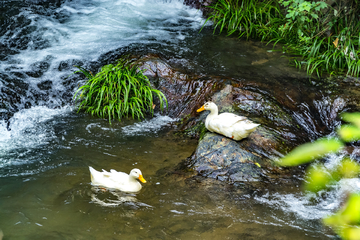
{"left": 129, "top": 175, "right": 136, "bottom": 182}
{"left": 205, "top": 106, "right": 218, "bottom": 128}
{"left": 208, "top": 106, "right": 218, "bottom": 117}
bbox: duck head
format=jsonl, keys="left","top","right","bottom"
{"left": 130, "top": 168, "right": 147, "bottom": 183}
{"left": 197, "top": 101, "right": 217, "bottom": 112}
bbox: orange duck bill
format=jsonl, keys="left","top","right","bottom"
{"left": 197, "top": 105, "right": 205, "bottom": 112}
{"left": 138, "top": 174, "right": 147, "bottom": 183}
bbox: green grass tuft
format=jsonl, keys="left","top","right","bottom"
{"left": 205, "top": 0, "right": 282, "bottom": 41}
{"left": 73, "top": 58, "right": 167, "bottom": 123}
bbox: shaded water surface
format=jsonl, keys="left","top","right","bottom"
{"left": 0, "top": 113, "right": 336, "bottom": 239}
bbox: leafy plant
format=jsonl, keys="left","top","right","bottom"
{"left": 291, "top": 30, "right": 360, "bottom": 77}
{"left": 278, "top": 0, "right": 328, "bottom": 43}
{"left": 278, "top": 112, "right": 360, "bottom": 240}
{"left": 276, "top": 0, "right": 360, "bottom": 77}
{"left": 205, "top": 0, "right": 360, "bottom": 77}
{"left": 73, "top": 58, "right": 167, "bottom": 123}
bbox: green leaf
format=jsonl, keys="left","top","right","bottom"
{"left": 324, "top": 193, "right": 360, "bottom": 228}
{"left": 338, "top": 124, "right": 360, "bottom": 142}
{"left": 341, "top": 112, "right": 360, "bottom": 128}
{"left": 337, "top": 158, "right": 360, "bottom": 178}
{"left": 310, "top": 13, "right": 318, "bottom": 19}
{"left": 283, "top": 1, "right": 290, "bottom": 7}
{"left": 304, "top": 164, "right": 335, "bottom": 192}
{"left": 340, "top": 226, "right": 360, "bottom": 240}
{"left": 278, "top": 138, "right": 343, "bottom": 166}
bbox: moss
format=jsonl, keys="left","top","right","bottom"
{"left": 198, "top": 123, "right": 208, "bottom": 140}
{"left": 220, "top": 105, "right": 234, "bottom": 113}
{"left": 181, "top": 121, "right": 208, "bottom": 140}
{"left": 178, "top": 113, "right": 191, "bottom": 125}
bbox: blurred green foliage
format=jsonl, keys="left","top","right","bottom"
{"left": 279, "top": 137, "right": 343, "bottom": 166}
{"left": 278, "top": 112, "right": 360, "bottom": 240}
{"left": 324, "top": 193, "right": 360, "bottom": 239}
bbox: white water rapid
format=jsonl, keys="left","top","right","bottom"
{"left": 0, "top": 0, "right": 202, "bottom": 169}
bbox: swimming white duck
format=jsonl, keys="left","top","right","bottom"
{"left": 197, "top": 101, "right": 260, "bottom": 141}
{"left": 89, "top": 166, "right": 146, "bottom": 193}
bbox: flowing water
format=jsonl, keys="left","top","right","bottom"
{"left": 0, "top": 0, "right": 358, "bottom": 239}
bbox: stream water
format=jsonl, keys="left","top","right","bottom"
{"left": 0, "top": 0, "right": 357, "bottom": 239}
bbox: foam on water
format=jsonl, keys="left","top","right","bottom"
{"left": 0, "top": 106, "right": 71, "bottom": 168}
{"left": 1, "top": 0, "right": 203, "bottom": 75}
{"left": 121, "top": 114, "right": 177, "bottom": 135}
{"left": 255, "top": 156, "right": 360, "bottom": 227}
{"left": 255, "top": 191, "right": 339, "bottom": 221}
{"left": 0, "top": 0, "right": 204, "bottom": 123}
{"left": 83, "top": 114, "right": 177, "bottom": 136}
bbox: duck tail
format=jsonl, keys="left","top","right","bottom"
{"left": 245, "top": 123, "right": 260, "bottom": 131}
{"left": 89, "top": 166, "right": 95, "bottom": 183}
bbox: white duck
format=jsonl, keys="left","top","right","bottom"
{"left": 89, "top": 167, "right": 146, "bottom": 193}
{"left": 197, "top": 101, "right": 260, "bottom": 141}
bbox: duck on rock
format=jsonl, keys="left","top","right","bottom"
{"left": 89, "top": 167, "right": 146, "bottom": 193}
{"left": 197, "top": 101, "right": 260, "bottom": 141}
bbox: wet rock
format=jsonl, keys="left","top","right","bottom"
{"left": 37, "top": 80, "right": 52, "bottom": 91}
{"left": 228, "top": 162, "right": 262, "bottom": 182}
{"left": 0, "top": 43, "right": 20, "bottom": 61}
{"left": 183, "top": 0, "right": 215, "bottom": 15}
{"left": 58, "top": 59, "right": 84, "bottom": 72}
{"left": 0, "top": 72, "right": 29, "bottom": 122}
{"left": 26, "top": 58, "right": 51, "bottom": 78}
{"left": 188, "top": 132, "right": 263, "bottom": 182}
{"left": 137, "top": 54, "right": 226, "bottom": 118}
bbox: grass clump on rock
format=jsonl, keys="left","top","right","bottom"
{"left": 74, "top": 58, "right": 167, "bottom": 123}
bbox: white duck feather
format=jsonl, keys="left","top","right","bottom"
{"left": 197, "top": 101, "right": 260, "bottom": 141}
{"left": 89, "top": 166, "right": 146, "bottom": 193}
